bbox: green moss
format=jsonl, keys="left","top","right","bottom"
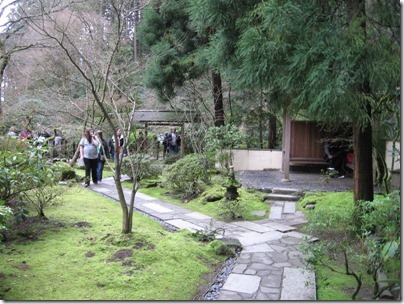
{"left": 137, "top": 182, "right": 268, "bottom": 221}
{"left": 0, "top": 187, "right": 225, "bottom": 300}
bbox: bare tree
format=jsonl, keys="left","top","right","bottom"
{"left": 16, "top": 0, "right": 148, "bottom": 233}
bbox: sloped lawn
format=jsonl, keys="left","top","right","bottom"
{"left": 0, "top": 186, "right": 225, "bottom": 300}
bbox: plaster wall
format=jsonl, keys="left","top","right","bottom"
{"left": 232, "top": 149, "right": 283, "bottom": 171}
{"left": 385, "top": 141, "right": 400, "bottom": 171}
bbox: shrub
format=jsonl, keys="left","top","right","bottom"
{"left": 53, "top": 161, "right": 76, "bottom": 181}
{"left": 0, "top": 203, "right": 13, "bottom": 241}
{"left": 218, "top": 198, "right": 245, "bottom": 221}
{"left": 209, "top": 240, "right": 235, "bottom": 257}
{"left": 19, "top": 186, "right": 66, "bottom": 219}
{"left": 300, "top": 192, "right": 401, "bottom": 300}
{"left": 0, "top": 138, "right": 63, "bottom": 202}
{"left": 162, "top": 154, "right": 210, "bottom": 199}
{"left": 121, "top": 154, "right": 155, "bottom": 180}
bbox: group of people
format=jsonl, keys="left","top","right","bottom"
{"left": 162, "top": 128, "right": 181, "bottom": 157}
{"left": 79, "top": 128, "right": 124, "bottom": 187}
{"left": 324, "top": 140, "right": 354, "bottom": 178}
{"left": 7, "top": 125, "right": 66, "bottom": 147}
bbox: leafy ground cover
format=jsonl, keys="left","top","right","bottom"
{"left": 135, "top": 181, "right": 269, "bottom": 221}
{"left": 298, "top": 191, "right": 400, "bottom": 300}
{"left": 0, "top": 186, "right": 225, "bottom": 300}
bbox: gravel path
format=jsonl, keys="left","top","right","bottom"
{"left": 236, "top": 169, "right": 355, "bottom": 193}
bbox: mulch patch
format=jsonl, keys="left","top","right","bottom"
{"left": 4, "top": 216, "right": 66, "bottom": 244}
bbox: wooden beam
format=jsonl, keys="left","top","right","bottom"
{"left": 282, "top": 110, "right": 291, "bottom": 182}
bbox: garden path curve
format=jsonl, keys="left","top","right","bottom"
{"left": 89, "top": 175, "right": 320, "bottom": 301}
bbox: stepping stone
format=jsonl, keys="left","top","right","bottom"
{"left": 136, "top": 192, "right": 156, "bottom": 201}
{"left": 221, "top": 273, "right": 261, "bottom": 294}
{"left": 185, "top": 212, "right": 212, "bottom": 220}
{"left": 237, "top": 230, "right": 284, "bottom": 247}
{"left": 269, "top": 206, "right": 283, "bottom": 220}
{"left": 280, "top": 267, "right": 316, "bottom": 300}
{"left": 232, "top": 221, "right": 274, "bottom": 233}
{"left": 272, "top": 188, "right": 302, "bottom": 195}
{"left": 265, "top": 193, "right": 300, "bottom": 202}
{"left": 283, "top": 202, "right": 296, "bottom": 213}
{"left": 263, "top": 222, "right": 296, "bottom": 233}
{"left": 285, "top": 231, "right": 319, "bottom": 243}
{"left": 94, "top": 187, "right": 112, "bottom": 193}
{"left": 243, "top": 243, "right": 274, "bottom": 253}
{"left": 165, "top": 219, "right": 205, "bottom": 233}
{"left": 143, "top": 203, "right": 173, "bottom": 213}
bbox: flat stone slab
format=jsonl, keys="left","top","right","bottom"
{"left": 285, "top": 231, "right": 319, "bottom": 242}
{"left": 232, "top": 221, "right": 274, "bottom": 233}
{"left": 237, "top": 230, "right": 285, "bottom": 247}
{"left": 263, "top": 222, "right": 296, "bottom": 232}
{"left": 269, "top": 206, "right": 283, "bottom": 220}
{"left": 272, "top": 188, "right": 301, "bottom": 194}
{"left": 280, "top": 267, "right": 316, "bottom": 300}
{"left": 221, "top": 273, "right": 261, "bottom": 294}
{"left": 243, "top": 243, "right": 274, "bottom": 253}
{"left": 185, "top": 212, "right": 212, "bottom": 220}
{"left": 143, "top": 203, "right": 173, "bottom": 213}
{"left": 165, "top": 219, "right": 205, "bottom": 233}
{"left": 136, "top": 192, "right": 157, "bottom": 201}
{"left": 94, "top": 187, "right": 112, "bottom": 193}
{"left": 265, "top": 193, "right": 300, "bottom": 201}
{"left": 283, "top": 202, "right": 296, "bottom": 213}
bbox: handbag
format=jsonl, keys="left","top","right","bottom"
{"left": 100, "top": 155, "right": 106, "bottom": 161}
{"left": 77, "top": 158, "right": 85, "bottom": 167}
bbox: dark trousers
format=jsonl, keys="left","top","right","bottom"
{"left": 170, "top": 144, "right": 178, "bottom": 154}
{"left": 97, "top": 160, "right": 105, "bottom": 182}
{"left": 84, "top": 158, "right": 98, "bottom": 184}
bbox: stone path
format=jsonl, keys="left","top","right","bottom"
{"left": 89, "top": 177, "right": 317, "bottom": 301}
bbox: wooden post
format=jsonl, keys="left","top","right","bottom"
{"left": 180, "top": 124, "right": 184, "bottom": 157}
{"left": 282, "top": 110, "right": 291, "bottom": 182}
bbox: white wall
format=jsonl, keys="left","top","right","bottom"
{"left": 232, "top": 142, "right": 400, "bottom": 173}
{"left": 232, "top": 149, "right": 283, "bottom": 171}
{"left": 386, "top": 141, "right": 400, "bottom": 171}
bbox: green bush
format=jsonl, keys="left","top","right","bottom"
{"left": 218, "top": 198, "right": 245, "bottom": 221}
{"left": 208, "top": 240, "right": 235, "bottom": 257}
{"left": 0, "top": 137, "right": 63, "bottom": 202}
{"left": 53, "top": 161, "right": 76, "bottom": 181}
{"left": 162, "top": 154, "right": 210, "bottom": 199}
{"left": 0, "top": 204, "right": 13, "bottom": 241}
{"left": 300, "top": 192, "right": 401, "bottom": 300}
{"left": 121, "top": 154, "right": 156, "bottom": 180}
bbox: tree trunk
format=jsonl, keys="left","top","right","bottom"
{"left": 114, "top": 167, "right": 131, "bottom": 233}
{"left": 268, "top": 113, "right": 277, "bottom": 149}
{"left": 353, "top": 118, "right": 374, "bottom": 202}
{"left": 212, "top": 72, "right": 225, "bottom": 126}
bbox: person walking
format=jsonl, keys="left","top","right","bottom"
{"left": 109, "top": 128, "right": 124, "bottom": 161}
{"left": 163, "top": 132, "right": 170, "bottom": 157}
{"left": 79, "top": 128, "right": 99, "bottom": 187}
{"left": 96, "top": 130, "right": 110, "bottom": 183}
{"left": 169, "top": 128, "right": 178, "bottom": 154}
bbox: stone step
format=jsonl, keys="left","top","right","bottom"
{"left": 264, "top": 193, "right": 301, "bottom": 202}
{"left": 272, "top": 188, "right": 303, "bottom": 196}
{"left": 280, "top": 267, "right": 316, "bottom": 300}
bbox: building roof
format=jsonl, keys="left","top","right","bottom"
{"left": 133, "top": 110, "right": 200, "bottom": 126}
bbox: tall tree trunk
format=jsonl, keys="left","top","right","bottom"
{"left": 268, "top": 113, "right": 277, "bottom": 149}
{"left": 353, "top": 118, "right": 374, "bottom": 202}
{"left": 346, "top": 0, "right": 374, "bottom": 202}
{"left": 212, "top": 72, "right": 224, "bottom": 126}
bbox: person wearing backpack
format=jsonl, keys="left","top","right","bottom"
{"left": 96, "top": 130, "right": 110, "bottom": 183}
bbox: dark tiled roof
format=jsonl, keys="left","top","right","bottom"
{"left": 133, "top": 110, "right": 200, "bottom": 125}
